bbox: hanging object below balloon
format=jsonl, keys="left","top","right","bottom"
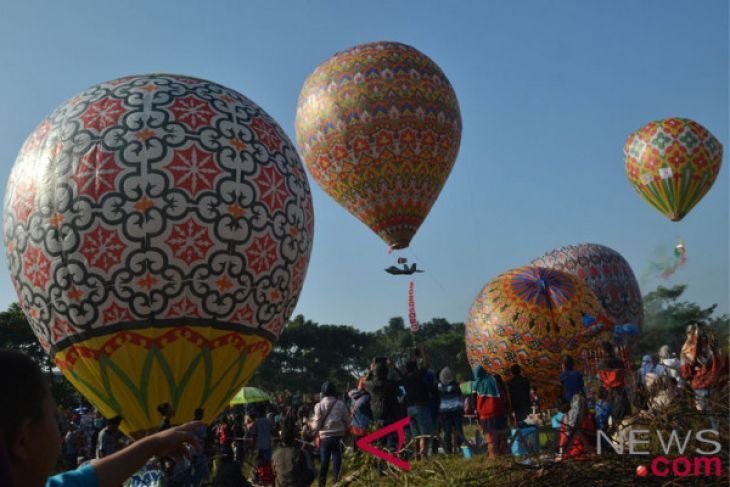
{"left": 408, "top": 281, "right": 419, "bottom": 332}
{"left": 386, "top": 257, "right": 424, "bottom": 275}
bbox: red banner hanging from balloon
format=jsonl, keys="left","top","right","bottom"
{"left": 408, "top": 280, "right": 419, "bottom": 332}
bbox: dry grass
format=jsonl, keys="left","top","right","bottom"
{"left": 336, "top": 385, "right": 729, "bottom": 487}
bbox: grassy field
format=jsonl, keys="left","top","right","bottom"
{"left": 333, "top": 421, "right": 729, "bottom": 487}
{"left": 337, "top": 450, "right": 729, "bottom": 487}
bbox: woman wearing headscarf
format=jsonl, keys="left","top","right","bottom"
{"left": 310, "top": 382, "right": 349, "bottom": 486}
{"left": 638, "top": 355, "right": 654, "bottom": 386}
{"left": 347, "top": 378, "right": 372, "bottom": 447}
{"left": 472, "top": 365, "right": 508, "bottom": 458}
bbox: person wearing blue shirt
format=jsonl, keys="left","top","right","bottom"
{"left": 0, "top": 349, "right": 204, "bottom": 487}
{"left": 558, "top": 355, "right": 586, "bottom": 456}
{"left": 559, "top": 356, "right": 584, "bottom": 404}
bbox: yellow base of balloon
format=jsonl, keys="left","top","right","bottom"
{"left": 54, "top": 325, "right": 271, "bottom": 438}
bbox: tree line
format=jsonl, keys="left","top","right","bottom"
{"left": 0, "top": 285, "right": 727, "bottom": 405}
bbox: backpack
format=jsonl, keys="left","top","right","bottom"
{"left": 367, "top": 379, "right": 390, "bottom": 421}
{"left": 350, "top": 392, "right": 372, "bottom": 435}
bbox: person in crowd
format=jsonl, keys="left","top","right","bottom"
{"left": 231, "top": 414, "right": 246, "bottom": 464}
{"left": 212, "top": 449, "right": 251, "bottom": 487}
{"left": 472, "top": 364, "right": 508, "bottom": 459}
{"left": 363, "top": 358, "right": 401, "bottom": 462}
{"left": 437, "top": 367, "right": 465, "bottom": 454}
{"left": 95, "top": 416, "right": 123, "bottom": 459}
{"left": 655, "top": 345, "right": 683, "bottom": 386}
{"left": 0, "top": 349, "right": 204, "bottom": 487}
{"left": 402, "top": 347, "right": 435, "bottom": 460}
{"left": 529, "top": 386, "right": 540, "bottom": 413}
{"left": 62, "top": 426, "right": 81, "bottom": 470}
{"left": 272, "top": 425, "right": 315, "bottom": 487}
{"left": 90, "top": 411, "right": 104, "bottom": 460}
{"left": 215, "top": 418, "right": 232, "bottom": 457}
{"left": 638, "top": 355, "right": 654, "bottom": 387}
{"left": 559, "top": 354, "right": 586, "bottom": 456}
{"left": 157, "top": 403, "right": 173, "bottom": 432}
{"left": 189, "top": 409, "right": 209, "bottom": 487}
{"left": 251, "top": 406, "right": 274, "bottom": 461}
{"left": 424, "top": 366, "right": 441, "bottom": 455}
{"left": 348, "top": 378, "right": 372, "bottom": 448}
{"left": 311, "top": 382, "right": 349, "bottom": 487}
{"left": 506, "top": 364, "right": 531, "bottom": 427}
{"left": 680, "top": 321, "right": 728, "bottom": 431}
{"left": 252, "top": 450, "right": 275, "bottom": 486}
{"left": 597, "top": 342, "right": 629, "bottom": 430}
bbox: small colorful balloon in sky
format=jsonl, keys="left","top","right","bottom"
{"left": 624, "top": 117, "right": 722, "bottom": 221}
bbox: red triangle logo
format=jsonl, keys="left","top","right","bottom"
{"left": 355, "top": 417, "right": 411, "bottom": 471}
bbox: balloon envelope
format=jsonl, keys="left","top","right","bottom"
{"left": 531, "top": 243, "right": 643, "bottom": 329}
{"left": 4, "top": 74, "right": 313, "bottom": 436}
{"left": 295, "top": 41, "right": 461, "bottom": 249}
{"left": 465, "top": 266, "right": 606, "bottom": 403}
{"left": 624, "top": 117, "right": 722, "bottom": 221}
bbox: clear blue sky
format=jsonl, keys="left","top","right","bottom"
{"left": 0, "top": 1, "right": 727, "bottom": 332}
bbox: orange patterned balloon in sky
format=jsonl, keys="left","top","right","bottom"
{"left": 295, "top": 41, "right": 461, "bottom": 249}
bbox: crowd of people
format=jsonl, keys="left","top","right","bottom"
{"left": 0, "top": 321, "right": 727, "bottom": 487}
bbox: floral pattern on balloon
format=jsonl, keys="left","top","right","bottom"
{"left": 3, "top": 74, "right": 313, "bottom": 434}
{"left": 624, "top": 117, "right": 722, "bottom": 221}
{"left": 531, "top": 243, "right": 643, "bottom": 329}
{"left": 465, "top": 266, "right": 607, "bottom": 403}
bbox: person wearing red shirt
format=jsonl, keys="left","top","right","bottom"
{"left": 472, "top": 365, "right": 508, "bottom": 459}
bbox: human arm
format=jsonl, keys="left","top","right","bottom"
{"left": 90, "top": 421, "right": 203, "bottom": 487}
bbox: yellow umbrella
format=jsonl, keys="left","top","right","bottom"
{"left": 230, "top": 387, "right": 271, "bottom": 405}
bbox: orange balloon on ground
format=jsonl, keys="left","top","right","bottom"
{"left": 465, "top": 266, "right": 609, "bottom": 404}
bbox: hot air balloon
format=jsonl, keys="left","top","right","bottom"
{"left": 465, "top": 266, "right": 608, "bottom": 403}
{"left": 295, "top": 41, "right": 461, "bottom": 250}
{"left": 3, "top": 74, "right": 314, "bottom": 437}
{"left": 531, "top": 243, "right": 643, "bottom": 329}
{"left": 624, "top": 117, "right": 722, "bottom": 221}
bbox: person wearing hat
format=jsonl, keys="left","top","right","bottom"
{"left": 310, "top": 382, "right": 349, "bottom": 486}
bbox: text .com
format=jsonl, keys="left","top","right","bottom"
{"left": 597, "top": 428, "right": 723, "bottom": 478}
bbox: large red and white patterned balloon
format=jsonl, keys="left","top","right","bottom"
{"left": 3, "top": 74, "right": 313, "bottom": 435}
{"left": 531, "top": 243, "right": 643, "bottom": 328}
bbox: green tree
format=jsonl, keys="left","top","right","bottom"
{"left": 249, "top": 315, "right": 372, "bottom": 394}
{"left": 0, "top": 303, "right": 80, "bottom": 407}
{"left": 636, "top": 284, "right": 729, "bottom": 358}
{"left": 0, "top": 303, "right": 49, "bottom": 369}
